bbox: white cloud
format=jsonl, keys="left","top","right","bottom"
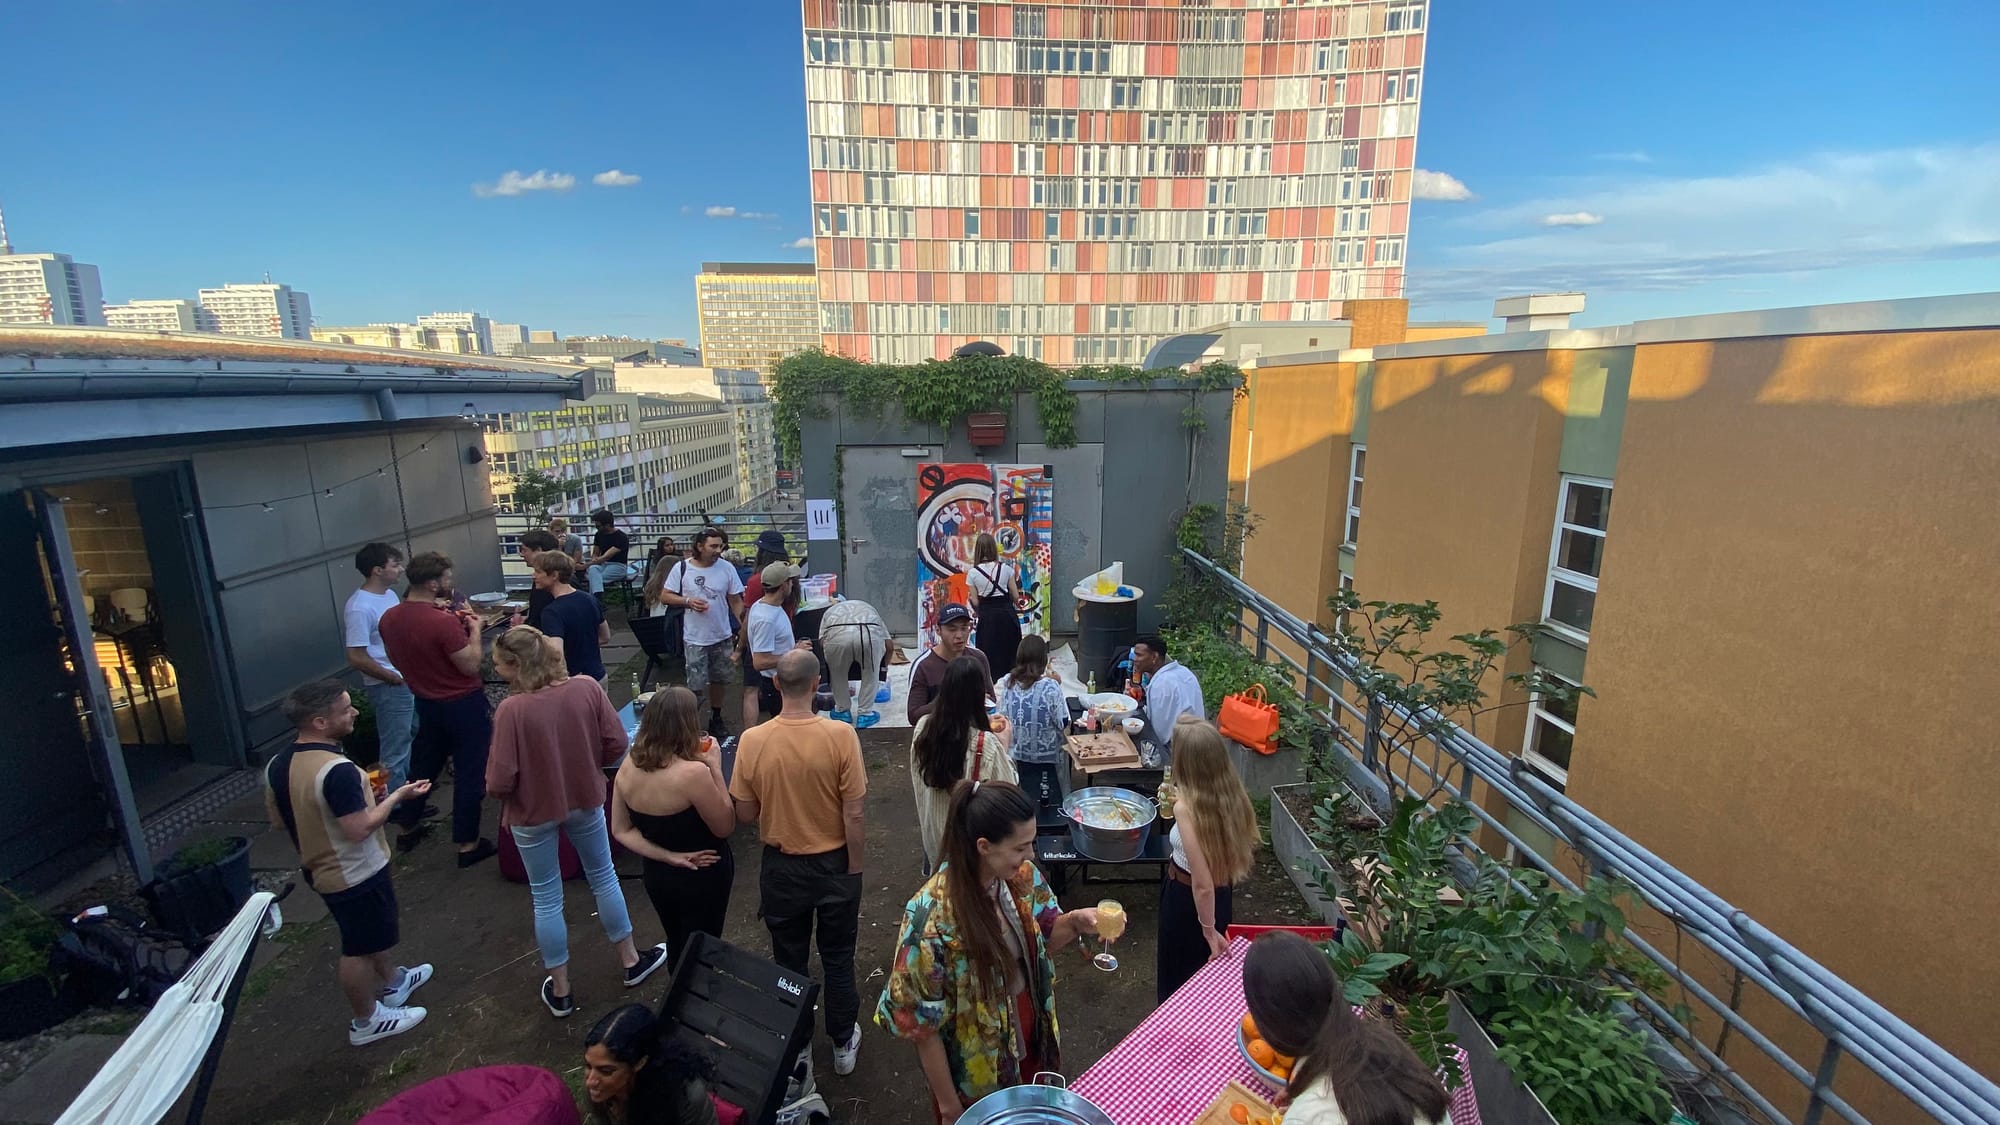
{"left": 1412, "top": 169, "right": 1474, "bottom": 202}
{"left": 705, "top": 205, "right": 777, "bottom": 220}
{"left": 1593, "top": 151, "right": 1654, "bottom": 164}
{"left": 1409, "top": 143, "right": 2000, "bottom": 304}
{"left": 472, "top": 169, "right": 576, "bottom": 198}
{"left": 1541, "top": 211, "right": 1605, "bottom": 227}
{"left": 593, "top": 169, "right": 641, "bottom": 187}
{"left": 786, "top": 236, "right": 815, "bottom": 249}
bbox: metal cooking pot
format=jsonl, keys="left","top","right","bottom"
{"left": 959, "top": 1073, "right": 1116, "bottom": 1125}
{"left": 1060, "top": 786, "right": 1156, "bottom": 863}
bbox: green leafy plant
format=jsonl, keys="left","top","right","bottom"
{"left": 508, "top": 467, "right": 583, "bottom": 515}
{"left": 166, "top": 835, "right": 240, "bottom": 872}
{"left": 0, "top": 892, "right": 60, "bottom": 987}
{"left": 1399, "top": 993, "right": 1466, "bottom": 1093}
{"left": 1491, "top": 991, "right": 1676, "bottom": 1124}
{"left": 1324, "top": 927, "right": 1408, "bottom": 1005}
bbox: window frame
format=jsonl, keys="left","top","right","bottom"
{"left": 1343, "top": 443, "right": 1366, "bottom": 546}
{"left": 1523, "top": 667, "right": 1578, "bottom": 788}
{"left": 1541, "top": 474, "right": 1613, "bottom": 643}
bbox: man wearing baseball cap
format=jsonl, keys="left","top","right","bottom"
{"left": 739, "top": 530, "right": 800, "bottom": 733}
{"left": 747, "top": 560, "right": 814, "bottom": 720}
{"left": 906, "top": 602, "right": 993, "bottom": 724}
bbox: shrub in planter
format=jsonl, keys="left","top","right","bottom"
{"left": 143, "top": 836, "right": 253, "bottom": 942}
{"left": 0, "top": 895, "right": 75, "bottom": 1039}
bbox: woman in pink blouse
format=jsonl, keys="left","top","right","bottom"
{"left": 487, "top": 627, "right": 668, "bottom": 1018}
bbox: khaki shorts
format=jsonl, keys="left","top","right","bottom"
{"left": 684, "top": 639, "right": 736, "bottom": 694}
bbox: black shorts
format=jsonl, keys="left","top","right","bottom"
{"left": 741, "top": 639, "right": 759, "bottom": 687}
{"left": 757, "top": 675, "right": 783, "bottom": 717}
{"left": 324, "top": 868, "right": 400, "bottom": 957}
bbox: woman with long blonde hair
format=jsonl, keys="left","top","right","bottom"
{"left": 1156, "top": 716, "right": 1260, "bottom": 1001}
{"left": 486, "top": 627, "right": 666, "bottom": 1018}
{"left": 611, "top": 687, "right": 732, "bottom": 973}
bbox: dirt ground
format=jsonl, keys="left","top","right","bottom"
{"left": 200, "top": 685, "right": 1318, "bottom": 1125}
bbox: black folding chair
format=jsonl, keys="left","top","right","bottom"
{"left": 656, "top": 933, "right": 822, "bottom": 1125}
{"left": 627, "top": 609, "right": 683, "bottom": 692}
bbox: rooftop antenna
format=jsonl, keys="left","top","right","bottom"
{"left": 0, "top": 200, "right": 12, "bottom": 255}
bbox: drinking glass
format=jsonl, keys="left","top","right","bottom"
{"left": 1093, "top": 898, "right": 1126, "bottom": 971}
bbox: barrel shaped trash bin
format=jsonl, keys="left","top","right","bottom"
{"left": 1076, "top": 597, "right": 1138, "bottom": 688}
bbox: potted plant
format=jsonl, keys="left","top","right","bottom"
{"left": 0, "top": 892, "right": 75, "bottom": 1039}
{"left": 142, "top": 835, "right": 254, "bottom": 942}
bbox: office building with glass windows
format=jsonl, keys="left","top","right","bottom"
{"left": 801, "top": 0, "right": 1426, "bottom": 365}
{"left": 696, "top": 262, "right": 822, "bottom": 378}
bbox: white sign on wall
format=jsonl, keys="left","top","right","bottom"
{"left": 805, "top": 499, "right": 839, "bottom": 541}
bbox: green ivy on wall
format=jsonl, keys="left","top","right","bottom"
{"left": 770, "top": 349, "right": 1242, "bottom": 463}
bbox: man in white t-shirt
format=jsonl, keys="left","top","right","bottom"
{"left": 748, "top": 562, "right": 814, "bottom": 722}
{"left": 657, "top": 527, "right": 746, "bottom": 739}
{"left": 343, "top": 544, "right": 430, "bottom": 833}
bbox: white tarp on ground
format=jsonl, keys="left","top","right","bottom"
{"left": 57, "top": 892, "right": 277, "bottom": 1125}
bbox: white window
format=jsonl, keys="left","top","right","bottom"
{"left": 1523, "top": 668, "right": 1578, "bottom": 787}
{"left": 1334, "top": 572, "right": 1356, "bottom": 636}
{"left": 1343, "top": 444, "right": 1365, "bottom": 545}
{"left": 1543, "top": 476, "right": 1612, "bottom": 640}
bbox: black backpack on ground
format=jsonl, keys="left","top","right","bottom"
{"left": 56, "top": 905, "right": 189, "bottom": 1006}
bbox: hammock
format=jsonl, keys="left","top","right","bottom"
{"left": 55, "top": 891, "right": 277, "bottom": 1125}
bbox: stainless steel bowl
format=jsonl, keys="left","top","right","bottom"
{"left": 960, "top": 1075, "right": 1115, "bottom": 1125}
{"left": 1060, "top": 786, "right": 1157, "bottom": 863}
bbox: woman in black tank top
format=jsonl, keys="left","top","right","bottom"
{"left": 968, "top": 532, "right": 1024, "bottom": 674}
{"left": 610, "top": 687, "right": 736, "bottom": 973}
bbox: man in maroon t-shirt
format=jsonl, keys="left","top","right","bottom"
{"left": 379, "top": 552, "right": 496, "bottom": 868}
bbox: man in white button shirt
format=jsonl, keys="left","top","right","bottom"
{"left": 1132, "top": 633, "right": 1203, "bottom": 746}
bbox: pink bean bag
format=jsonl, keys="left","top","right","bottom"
{"left": 357, "top": 1065, "right": 580, "bottom": 1125}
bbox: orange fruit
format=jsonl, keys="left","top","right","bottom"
{"left": 1241, "top": 1013, "right": 1259, "bottom": 1040}
{"left": 1273, "top": 1062, "right": 1293, "bottom": 1081}
{"left": 1253, "top": 1117, "right": 1273, "bottom": 1125}
{"left": 1229, "top": 1104, "right": 1250, "bottom": 1124}
{"left": 1272, "top": 1052, "right": 1296, "bottom": 1069}
{"left": 1247, "top": 1038, "right": 1276, "bottom": 1069}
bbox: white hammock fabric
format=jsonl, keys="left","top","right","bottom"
{"left": 55, "top": 891, "right": 278, "bottom": 1125}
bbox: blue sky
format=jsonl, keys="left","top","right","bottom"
{"left": 4, "top": 0, "right": 1995, "bottom": 341}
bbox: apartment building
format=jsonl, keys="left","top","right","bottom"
{"left": 0, "top": 252, "right": 106, "bottom": 326}
{"left": 802, "top": 0, "right": 1425, "bottom": 364}
{"left": 1229, "top": 290, "right": 2000, "bottom": 1117}
{"left": 491, "top": 322, "right": 531, "bottom": 356}
{"left": 696, "top": 261, "right": 821, "bottom": 378}
{"left": 417, "top": 311, "right": 494, "bottom": 355}
{"left": 311, "top": 324, "right": 481, "bottom": 353}
{"left": 103, "top": 298, "right": 210, "bottom": 333}
{"left": 612, "top": 364, "right": 779, "bottom": 506}
{"left": 483, "top": 391, "right": 740, "bottom": 517}
{"left": 197, "top": 282, "right": 312, "bottom": 339}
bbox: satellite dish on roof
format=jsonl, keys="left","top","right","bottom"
{"left": 950, "top": 341, "right": 1007, "bottom": 359}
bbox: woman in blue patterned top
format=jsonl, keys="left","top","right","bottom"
{"left": 996, "top": 635, "right": 1067, "bottom": 765}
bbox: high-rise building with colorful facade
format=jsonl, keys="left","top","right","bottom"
{"left": 801, "top": 0, "right": 1426, "bottom": 366}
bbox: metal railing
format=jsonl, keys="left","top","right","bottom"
{"left": 495, "top": 509, "right": 809, "bottom": 588}
{"left": 1181, "top": 548, "right": 2000, "bottom": 1125}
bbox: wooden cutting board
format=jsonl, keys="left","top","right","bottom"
{"left": 1191, "top": 1080, "right": 1279, "bottom": 1125}
{"left": 1065, "top": 729, "right": 1140, "bottom": 771}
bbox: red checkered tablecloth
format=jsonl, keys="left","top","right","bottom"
{"left": 1071, "top": 937, "right": 1480, "bottom": 1124}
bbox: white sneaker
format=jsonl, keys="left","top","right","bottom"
{"left": 350, "top": 1002, "right": 427, "bottom": 1046}
{"left": 831, "top": 1025, "right": 861, "bottom": 1076}
{"left": 379, "top": 963, "right": 433, "bottom": 1008}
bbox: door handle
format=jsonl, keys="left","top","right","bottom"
{"left": 849, "top": 538, "right": 868, "bottom": 547}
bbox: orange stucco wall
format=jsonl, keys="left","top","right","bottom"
{"left": 1573, "top": 328, "right": 2000, "bottom": 1109}
{"left": 1234, "top": 360, "right": 1357, "bottom": 628}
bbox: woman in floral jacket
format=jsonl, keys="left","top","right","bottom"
{"left": 876, "top": 781, "right": 1103, "bottom": 1124}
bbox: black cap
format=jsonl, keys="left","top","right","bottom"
{"left": 937, "top": 603, "right": 973, "bottom": 626}
{"left": 754, "top": 529, "right": 788, "bottom": 554}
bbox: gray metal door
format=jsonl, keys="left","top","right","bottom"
{"left": 1017, "top": 443, "right": 1103, "bottom": 634}
{"left": 838, "top": 446, "right": 920, "bottom": 636}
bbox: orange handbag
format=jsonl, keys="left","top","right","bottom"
{"left": 1218, "top": 683, "right": 1282, "bottom": 755}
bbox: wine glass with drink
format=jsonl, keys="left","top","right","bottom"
{"left": 1093, "top": 899, "right": 1126, "bottom": 972}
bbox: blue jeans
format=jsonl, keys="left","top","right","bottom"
{"left": 510, "top": 807, "right": 632, "bottom": 970}
{"left": 585, "top": 561, "right": 629, "bottom": 595}
{"left": 363, "top": 681, "right": 416, "bottom": 791}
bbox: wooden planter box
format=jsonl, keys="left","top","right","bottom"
{"left": 1446, "top": 992, "right": 1559, "bottom": 1125}
{"left": 1268, "top": 782, "right": 1350, "bottom": 928}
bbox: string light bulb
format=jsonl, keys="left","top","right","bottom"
{"left": 261, "top": 503, "right": 274, "bottom": 513}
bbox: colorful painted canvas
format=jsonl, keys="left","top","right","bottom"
{"left": 915, "top": 462, "right": 1053, "bottom": 652}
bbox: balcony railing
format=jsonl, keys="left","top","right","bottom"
{"left": 1180, "top": 548, "right": 2000, "bottom": 1125}
{"left": 495, "top": 508, "right": 809, "bottom": 588}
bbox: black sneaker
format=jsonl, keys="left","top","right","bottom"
{"left": 456, "top": 839, "right": 497, "bottom": 868}
{"left": 706, "top": 714, "right": 730, "bottom": 741}
{"left": 395, "top": 822, "right": 432, "bottom": 853}
{"left": 541, "top": 976, "right": 575, "bottom": 1019}
{"left": 624, "top": 943, "right": 669, "bottom": 988}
